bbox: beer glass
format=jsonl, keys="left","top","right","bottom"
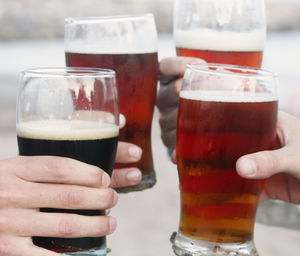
{"left": 16, "top": 67, "right": 119, "bottom": 255}
{"left": 174, "top": 0, "right": 266, "bottom": 68}
{"left": 65, "top": 14, "right": 159, "bottom": 193}
{"left": 172, "top": 63, "right": 278, "bottom": 256}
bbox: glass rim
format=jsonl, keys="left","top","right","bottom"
{"left": 65, "top": 13, "right": 154, "bottom": 25}
{"left": 186, "top": 63, "right": 277, "bottom": 79}
{"left": 21, "top": 67, "right": 116, "bottom": 78}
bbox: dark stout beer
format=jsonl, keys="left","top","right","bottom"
{"left": 17, "top": 120, "right": 119, "bottom": 253}
{"left": 176, "top": 90, "right": 277, "bottom": 243}
{"left": 66, "top": 52, "right": 158, "bottom": 180}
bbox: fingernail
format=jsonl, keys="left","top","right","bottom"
{"left": 237, "top": 157, "right": 257, "bottom": 177}
{"left": 128, "top": 146, "right": 142, "bottom": 160}
{"left": 109, "top": 217, "right": 117, "bottom": 234}
{"left": 113, "top": 190, "right": 118, "bottom": 205}
{"left": 102, "top": 172, "right": 110, "bottom": 187}
{"left": 127, "top": 168, "right": 142, "bottom": 183}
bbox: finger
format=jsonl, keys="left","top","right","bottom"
{"left": 159, "top": 56, "right": 205, "bottom": 82}
{"left": 10, "top": 156, "right": 110, "bottom": 188}
{"left": 119, "top": 114, "right": 126, "bottom": 128}
{"left": 1, "top": 209, "right": 117, "bottom": 238}
{"left": 115, "top": 142, "right": 142, "bottom": 163}
{"left": 159, "top": 108, "right": 178, "bottom": 132}
{"left": 0, "top": 236, "right": 59, "bottom": 256}
{"left": 236, "top": 144, "right": 300, "bottom": 179}
{"left": 110, "top": 168, "right": 142, "bottom": 188}
{"left": 161, "top": 129, "right": 176, "bottom": 151}
{"left": 171, "top": 150, "right": 177, "bottom": 164}
{"left": 156, "top": 79, "right": 182, "bottom": 112}
{"left": 17, "top": 184, "right": 118, "bottom": 210}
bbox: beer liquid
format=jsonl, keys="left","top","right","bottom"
{"left": 176, "top": 48, "right": 262, "bottom": 68}
{"left": 66, "top": 52, "right": 158, "bottom": 179}
{"left": 177, "top": 91, "right": 277, "bottom": 243}
{"left": 17, "top": 120, "right": 119, "bottom": 253}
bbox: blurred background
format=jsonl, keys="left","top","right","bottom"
{"left": 0, "top": 0, "right": 299, "bottom": 255}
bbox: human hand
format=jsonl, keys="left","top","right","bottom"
{"left": 110, "top": 115, "right": 142, "bottom": 188}
{"left": 0, "top": 156, "right": 118, "bottom": 256}
{"left": 156, "top": 57, "right": 205, "bottom": 152}
{"left": 236, "top": 112, "right": 300, "bottom": 204}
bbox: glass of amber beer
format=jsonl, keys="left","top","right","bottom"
{"left": 173, "top": 63, "right": 278, "bottom": 256}
{"left": 65, "top": 14, "right": 159, "bottom": 193}
{"left": 16, "top": 67, "right": 119, "bottom": 255}
{"left": 174, "top": 0, "right": 266, "bottom": 68}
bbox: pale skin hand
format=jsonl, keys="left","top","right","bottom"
{"left": 111, "top": 114, "right": 142, "bottom": 188}
{"left": 236, "top": 111, "right": 300, "bottom": 204}
{"left": 0, "top": 156, "right": 118, "bottom": 256}
{"left": 158, "top": 57, "right": 300, "bottom": 204}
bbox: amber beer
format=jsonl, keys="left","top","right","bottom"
{"left": 175, "top": 30, "right": 265, "bottom": 68}
{"left": 176, "top": 90, "right": 277, "bottom": 243}
{"left": 17, "top": 120, "right": 119, "bottom": 253}
{"left": 66, "top": 52, "right": 158, "bottom": 186}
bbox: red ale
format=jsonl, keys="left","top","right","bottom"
{"left": 66, "top": 52, "right": 158, "bottom": 179}
{"left": 176, "top": 90, "right": 277, "bottom": 243}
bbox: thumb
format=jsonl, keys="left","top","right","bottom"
{"left": 236, "top": 144, "right": 300, "bottom": 179}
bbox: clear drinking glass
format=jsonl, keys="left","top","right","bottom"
{"left": 174, "top": 0, "right": 266, "bottom": 68}
{"left": 16, "top": 67, "right": 119, "bottom": 256}
{"left": 172, "top": 63, "right": 278, "bottom": 256}
{"left": 65, "top": 14, "right": 159, "bottom": 193}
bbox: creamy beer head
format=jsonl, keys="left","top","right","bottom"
{"left": 65, "top": 14, "right": 158, "bottom": 54}
{"left": 174, "top": 29, "right": 265, "bottom": 52}
{"left": 17, "top": 119, "right": 119, "bottom": 141}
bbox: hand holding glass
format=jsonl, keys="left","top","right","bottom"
{"left": 172, "top": 64, "right": 278, "bottom": 256}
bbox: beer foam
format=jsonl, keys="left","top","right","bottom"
{"left": 174, "top": 29, "right": 265, "bottom": 52}
{"left": 17, "top": 120, "right": 119, "bottom": 140}
{"left": 180, "top": 90, "right": 277, "bottom": 103}
{"left": 65, "top": 18, "right": 158, "bottom": 54}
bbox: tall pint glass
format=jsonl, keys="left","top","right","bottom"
{"left": 65, "top": 14, "right": 159, "bottom": 193}
{"left": 16, "top": 68, "right": 119, "bottom": 255}
{"left": 174, "top": 0, "right": 266, "bottom": 68}
{"left": 173, "top": 64, "right": 278, "bottom": 256}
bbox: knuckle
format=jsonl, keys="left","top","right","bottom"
{"left": 101, "top": 189, "right": 115, "bottom": 208}
{"left": 256, "top": 151, "right": 278, "bottom": 177}
{"left": 92, "top": 168, "right": 104, "bottom": 187}
{"left": 60, "top": 188, "right": 84, "bottom": 208}
{"left": 58, "top": 215, "right": 78, "bottom": 237}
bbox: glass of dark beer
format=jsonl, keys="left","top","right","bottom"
{"left": 16, "top": 67, "right": 119, "bottom": 255}
{"left": 172, "top": 63, "right": 278, "bottom": 256}
{"left": 174, "top": 0, "right": 266, "bottom": 68}
{"left": 65, "top": 14, "right": 159, "bottom": 193}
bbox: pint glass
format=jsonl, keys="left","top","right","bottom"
{"left": 173, "top": 64, "right": 278, "bottom": 256}
{"left": 16, "top": 68, "right": 119, "bottom": 255}
{"left": 65, "top": 14, "right": 159, "bottom": 193}
{"left": 174, "top": 0, "right": 266, "bottom": 68}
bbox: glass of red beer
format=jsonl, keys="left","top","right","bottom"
{"left": 65, "top": 14, "right": 159, "bottom": 193}
{"left": 16, "top": 67, "right": 119, "bottom": 256}
{"left": 172, "top": 63, "right": 278, "bottom": 256}
{"left": 174, "top": 0, "right": 266, "bottom": 68}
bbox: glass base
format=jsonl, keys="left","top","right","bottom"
{"left": 59, "top": 247, "right": 110, "bottom": 256}
{"left": 170, "top": 232, "right": 259, "bottom": 256}
{"left": 116, "top": 171, "right": 156, "bottom": 193}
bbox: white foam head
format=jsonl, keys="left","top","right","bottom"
{"left": 17, "top": 120, "right": 119, "bottom": 140}
{"left": 65, "top": 14, "right": 158, "bottom": 54}
{"left": 174, "top": 29, "right": 265, "bottom": 52}
{"left": 180, "top": 90, "right": 277, "bottom": 103}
